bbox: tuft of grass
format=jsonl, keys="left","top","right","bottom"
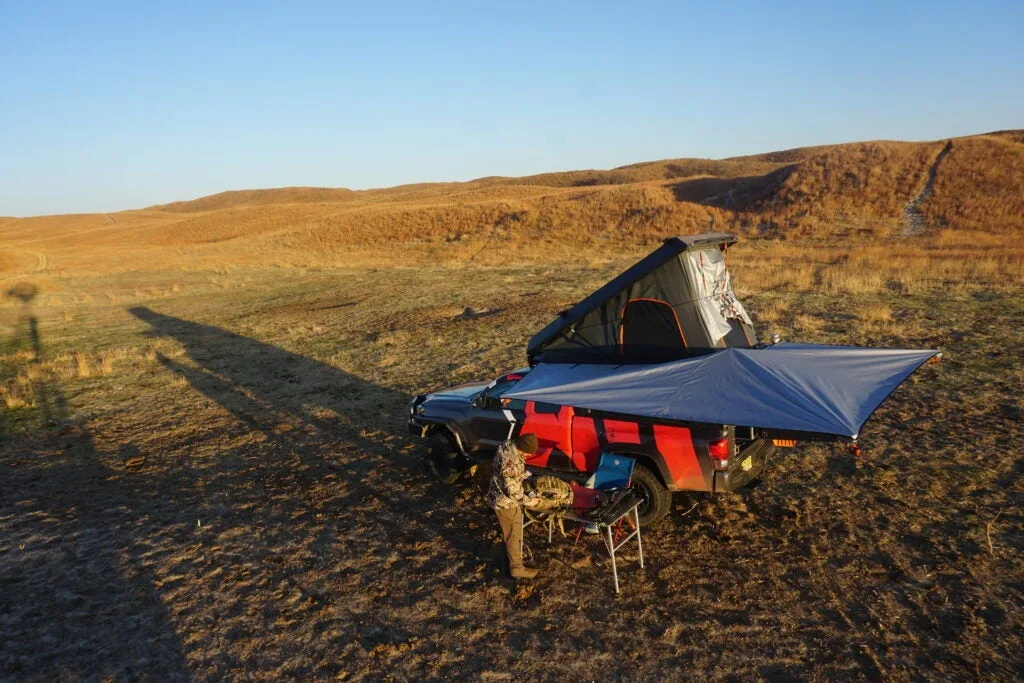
{"left": 1, "top": 376, "right": 35, "bottom": 408}
{"left": 857, "top": 302, "right": 892, "bottom": 323}
{"left": 72, "top": 351, "right": 91, "bottom": 378}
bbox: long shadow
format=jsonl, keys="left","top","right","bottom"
{"left": 125, "top": 306, "right": 485, "bottom": 533}
{"left": 120, "top": 307, "right": 503, "bottom": 675}
{"left": 127, "top": 305, "right": 416, "bottom": 483}
{"left": 4, "top": 302, "right": 503, "bottom": 679}
{"left": 1, "top": 290, "right": 190, "bottom": 680}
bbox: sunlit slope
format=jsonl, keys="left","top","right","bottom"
{"left": 155, "top": 187, "right": 360, "bottom": 213}
{"left": 1, "top": 130, "right": 1021, "bottom": 275}
{"left": 922, "top": 133, "right": 1024, "bottom": 233}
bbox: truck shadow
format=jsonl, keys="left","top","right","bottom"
{"left": 123, "top": 308, "right": 504, "bottom": 667}
{"left": 125, "top": 306, "right": 442, "bottom": 504}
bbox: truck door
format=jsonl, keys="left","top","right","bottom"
{"left": 569, "top": 415, "right": 602, "bottom": 473}
{"left": 519, "top": 401, "right": 575, "bottom": 469}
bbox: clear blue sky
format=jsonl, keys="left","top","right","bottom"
{"left": 1, "top": 1, "right": 1021, "bottom": 216}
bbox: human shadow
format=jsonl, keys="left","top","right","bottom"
{"left": 1, "top": 290, "right": 190, "bottom": 680}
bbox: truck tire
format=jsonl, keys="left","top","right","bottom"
{"left": 630, "top": 463, "right": 672, "bottom": 526}
{"left": 424, "top": 430, "right": 465, "bottom": 484}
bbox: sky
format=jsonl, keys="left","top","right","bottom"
{"left": 1, "top": 1, "right": 1022, "bottom": 216}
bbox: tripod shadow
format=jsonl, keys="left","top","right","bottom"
{"left": 1, "top": 288, "right": 190, "bottom": 680}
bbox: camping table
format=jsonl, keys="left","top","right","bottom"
{"left": 523, "top": 492, "right": 644, "bottom": 594}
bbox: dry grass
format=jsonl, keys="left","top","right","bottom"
{"left": 72, "top": 352, "right": 90, "bottom": 378}
{"left": 1, "top": 259, "right": 1019, "bottom": 680}
{"left": 0, "top": 258, "right": 1020, "bottom": 680}
{"left": 856, "top": 302, "right": 892, "bottom": 323}
{"left": 923, "top": 134, "right": 1024, "bottom": 233}
{"left": 0, "top": 131, "right": 1021, "bottom": 680}
{"left": 1, "top": 374, "right": 35, "bottom": 408}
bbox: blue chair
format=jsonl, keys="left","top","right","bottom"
{"left": 586, "top": 453, "right": 636, "bottom": 490}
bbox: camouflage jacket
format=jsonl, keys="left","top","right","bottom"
{"left": 487, "top": 440, "right": 529, "bottom": 510}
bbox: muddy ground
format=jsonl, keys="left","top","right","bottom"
{"left": 0, "top": 266, "right": 1021, "bottom": 680}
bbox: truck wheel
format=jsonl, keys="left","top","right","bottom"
{"left": 630, "top": 463, "right": 672, "bottom": 526}
{"left": 424, "top": 430, "right": 466, "bottom": 484}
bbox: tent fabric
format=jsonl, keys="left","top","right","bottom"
{"left": 526, "top": 233, "right": 758, "bottom": 364}
{"left": 503, "top": 343, "right": 939, "bottom": 439}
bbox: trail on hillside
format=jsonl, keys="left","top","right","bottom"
{"left": 902, "top": 141, "right": 953, "bottom": 236}
{"left": 0, "top": 246, "right": 48, "bottom": 279}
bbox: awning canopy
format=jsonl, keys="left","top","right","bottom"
{"left": 503, "top": 343, "right": 939, "bottom": 439}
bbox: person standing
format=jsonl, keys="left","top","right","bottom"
{"left": 487, "top": 433, "right": 541, "bottom": 579}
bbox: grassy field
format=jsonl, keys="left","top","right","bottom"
{"left": 1, "top": 133, "right": 1022, "bottom": 679}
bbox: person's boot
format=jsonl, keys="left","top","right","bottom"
{"left": 509, "top": 565, "right": 539, "bottom": 580}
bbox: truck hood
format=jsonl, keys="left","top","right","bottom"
{"left": 424, "top": 381, "right": 488, "bottom": 402}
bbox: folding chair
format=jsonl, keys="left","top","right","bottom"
{"left": 572, "top": 453, "right": 636, "bottom": 534}
{"left": 585, "top": 453, "right": 636, "bottom": 491}
{"left": 575, "top": 454, "right": 644, "bottom": 592}
{"left": 521, "top": 455, "right": 646, "bottom": 592}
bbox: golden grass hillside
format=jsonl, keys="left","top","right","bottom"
{"left": 2, "top": 131, "right": 1021, "bottom": 280}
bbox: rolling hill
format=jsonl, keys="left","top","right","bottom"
{"left": 1, "top": 130, "right": 1022, "bottom": 277}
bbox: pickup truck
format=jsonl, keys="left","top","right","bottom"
{"left": 409, "top": 368, "right": 775, "bottom": 525}
{"left": 409, "top": 233, "right": 938, "bottom": 524}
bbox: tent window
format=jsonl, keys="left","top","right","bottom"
{"left": 682, "top": 248, "right": 753, "bottom": 346}
{"left": 619, "top": 298, "right": 687, "bottom": 356}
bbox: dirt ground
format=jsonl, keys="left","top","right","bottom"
{"left": 0, "top": 264, "right": 1021, "bottom": 681}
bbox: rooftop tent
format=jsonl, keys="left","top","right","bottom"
{"left": 504, "top": 343, "right": 940, "bottom": 439}
{"left": 527, "top": 233, "right": 756, "bottom": 365}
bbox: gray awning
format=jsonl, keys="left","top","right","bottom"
{"left": 503, "top": 343, "right": 939, "bottom": 438}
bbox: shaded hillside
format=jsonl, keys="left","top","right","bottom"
{"left": 726, "top": 141, "right": 948, "bottom": 238}
{"left": 673, "top": 133, "right": 1024, "bottom": 239}
{"left": 477, "top": 157, "right": 785, "bottom": 188}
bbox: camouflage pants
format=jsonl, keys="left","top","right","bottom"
{"left": 494, "top": 506, "right": 524, "bottom": 571}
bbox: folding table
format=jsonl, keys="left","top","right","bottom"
{"left": 523, "top": 491, "right": 644, "bottom": 594}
